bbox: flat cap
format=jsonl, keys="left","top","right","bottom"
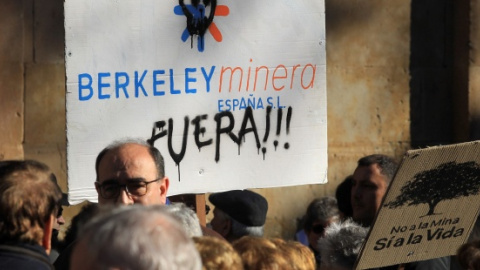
{"left": 209, "top": 190, "right": 268, "bottom": 226}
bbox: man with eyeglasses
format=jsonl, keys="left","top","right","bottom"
{"left": 302, "top": 196, "right": 340, "bottom": 268}
{"left": 94, "top": 138, "right": 169, "bottom": 205}
{"left": 54, "top": 139, "right": 171, "bottom": 270}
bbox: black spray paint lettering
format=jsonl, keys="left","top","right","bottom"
{"left": 237, "top": 107, "right": 261, "bottom": 154}
{"left": 214, "top": 111, "right": 239, "bottom": 161}
{"left": 147, "top": 118, "right": 190, "bottom": 181}
{"left": 148, "top": 106, "right": 293, "bottom": 180}
{"left": 191, "top": 114, "right": 213, "bottom": 150}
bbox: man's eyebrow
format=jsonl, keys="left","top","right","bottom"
{"left": 126, "top": 178, "right": 147, "bottom": 182}
{"left": 100, "top": 177, "right": 147, "bottom": 184}
{"left": 100, "top": 179, "right": 119, "bottom": 185}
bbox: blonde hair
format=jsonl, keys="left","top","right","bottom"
{"left": 193, "top": 236, "right": 243, "bottom": 270}
{"left": 268, "top": 238, "right": 315, "bottom": 270}
{"left": 232, "top": 236, "right": 291, "bottom": 270}
{"left": 0, "top": 160, "right": 61, "bottom": 244}
{"left": 286, "top": 240, "right": 316, "bottom": 270}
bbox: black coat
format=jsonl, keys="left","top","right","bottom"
{"left": 0, "top": 242, "right": 54, "bottom": 270}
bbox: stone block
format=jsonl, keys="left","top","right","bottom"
{"left": 24, "top": 145, "right": 67, "bottom": 191}
{"left": 0, "top": 144, "right": 23, "bottom": 160}
{"left": 327, "top": 66, "right": 410, "bottom": 145}
{"left": 0, "top": 1, "right": 23, "bottom": 61}
{"left": 33, "top": 0, "right": 65, "bottom": 63}
{"left": 326, "top": 0, "right": 410, "bottom": 68}
{"left": 24, "top": 63, "right": 66, "bottom": 145}
{"left": 0, "top": 1, "right": 24, "bottom": 158}
{"left": 470, "top": 0, "right": 480, "bottom": 66}
{"left": 0, "top": 62, "right": 24, "bottom": 154}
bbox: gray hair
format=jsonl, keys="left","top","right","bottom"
{"left": 165, "top": 203, "right": 203, "bottom": 237}
{"left": 95, "top": 138, "right": 165, "bottom": 179}
{"left": 231, "top": 217, "right": 264, "bottom": 238}
{"left": 318, "top": 219, "right": 368, "bottom": 269}
{"left": 304, "top": 196, "right": 340, "bottom": 232}
{"left": 78, "top": 204, "right": 202, "bottom": 270}
{"left": 216, "top": 208, "right": 264, "bottom": 238}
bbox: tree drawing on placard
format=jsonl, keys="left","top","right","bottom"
{"left": 384, "top": 161, "right": 480, "bottom": 217}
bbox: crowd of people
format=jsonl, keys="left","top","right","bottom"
{"left": 0, "top": 138, "right": 479, "bottom": 269}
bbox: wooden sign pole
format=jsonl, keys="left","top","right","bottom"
{"left": 195, "top": 194, "right": 206, "bottom": 226}
{"left": 168, "top": 193, "right": 207, "bottom": 227}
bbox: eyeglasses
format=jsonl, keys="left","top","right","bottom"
{"left": 96, "top": 178, "right": 162, "bottom": 199}
{"left": 57, "top": 206, "right": 63, "bottom": 218}
{"left": 312, "top": 224, "right": 326, "bottom": 235}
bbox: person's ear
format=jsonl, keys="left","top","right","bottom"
{"left": 220, "top": 218, "right": 232, "bottom": 238}
{"left": 42, "top": 214, "right": 55, "bottom": 254}
{"left": 160, "top": 177, "right": 170, "bottom": 202}
{"left": 95, "top": 181, "right": 101, "bottom": 194}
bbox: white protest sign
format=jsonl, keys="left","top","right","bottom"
{"left": 65, "top": 0, "right": 327, "bottom": 205}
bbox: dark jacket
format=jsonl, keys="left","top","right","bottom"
{"left": 0, "top": 242, "right": 54, "bottom": 270}
{"left": 52, "top": 241, "right": 75, "bottom": 270}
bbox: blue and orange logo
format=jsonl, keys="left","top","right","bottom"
{"left": 174, "top": 0, "right": 229, "bottom": 52}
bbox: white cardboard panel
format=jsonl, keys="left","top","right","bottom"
{"left": 65, "top": 0, "right": 327, "bottom": 204}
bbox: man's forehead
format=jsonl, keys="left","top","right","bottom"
{"left": 354, "top": 164, "right": 386, "bottom": 180}
{"left": 98, "top": 145, "right": 157, "bottom": 178}
{"left": 114, "top": 143, "right": 151, "bottom": 158}
{"left": 102, "top": 145, "right": 152, "bottom": 164}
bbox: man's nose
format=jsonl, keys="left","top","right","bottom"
{"left": 57, "top": 216, "right": 66, "bottom": 225}
{"left": 352, "top": 186, "right": 361, "bottom": 199}
{"left": 116, "top": 188, "right": 134, "bottom": 205}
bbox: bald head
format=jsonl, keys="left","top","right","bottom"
{"left": 95, "top": 140, "right": 169, "bottom": 206}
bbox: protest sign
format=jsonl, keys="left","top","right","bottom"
{"left": 65, "top": 0, "right": 327, "bottom": 204}
{"left": 356, "top": 141, "right": 480, "bottom": 269}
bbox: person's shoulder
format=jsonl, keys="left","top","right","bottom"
{"left": 53, "top": 241, "right": 77, "bottom": 270}
{"left": 0, "top": 243, "right": 54, "bottom": 270}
